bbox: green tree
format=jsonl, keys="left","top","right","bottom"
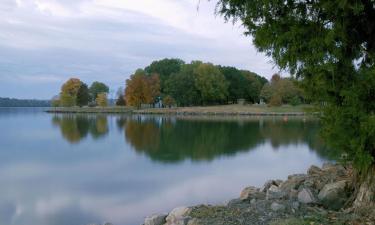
{"left": 115, "top": 87, "right": 126, "bottom": 106}
{"left": 241, "top": 70, "right": 263, "bottom": 103}
{"left": 215, "top": 0, "right": 375, "bottom": 206}
{"left": 89, "top": 81, "right": 109, "bottom": 100}
{"left": 164, "top": 62, "right": 201, "bottom": 106}
{"left": 193, "top": 63, "right": 228, "bottom": 105}
{"left": 51, "top": 95, "right": 60, "bottom": 107}
{"left": 76, "top": 83, "right": 90, "bottom": 107}
{"left": 219, "top": 66, "right": 247, "bottom": 103}
{"left": 145, "top": 58, "right": 185, "bottom": 92}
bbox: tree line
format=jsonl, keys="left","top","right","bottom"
{"left": 0, "top": 97, "right": 50, "bottom": 107}
{"left": 125, "top": 58, "right": 305, "bottom": 108}
{"left": 52, "top": 58, "right": 305, "bottom": 108}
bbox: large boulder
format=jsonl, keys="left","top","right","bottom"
{"left": 279, "top": 174, "right": 307, "bottom": 197}
{"left": 165, "top": 207, "right": 191, "bottom": 225}
{"left": 318, "top": 180, "right": 349, "bottom": 210}
{"left": 144, "top": 214, "right": 167, "bottom": 225}
{"left": 298, "top": 188, "right": 316, "bottom": 204}
{"left": 266, "top": 185, "right": 286, "bottom": 200}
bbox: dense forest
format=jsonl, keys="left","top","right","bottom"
{"left": 0, "top": 97, "right": 50, "bottom": 107}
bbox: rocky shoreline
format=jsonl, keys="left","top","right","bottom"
{"left": 142, "top": 163, "right": 375, "bottom": 225}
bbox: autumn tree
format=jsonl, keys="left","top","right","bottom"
{"left": 163, "top": 95, "right": 175, "bottom": 108}
{"left": 96, "top": 92, "right": 108, "bottom": 107}
{"left": 260, "top": 74, "right": 303, "bottom": 105}
{"left": 125, "top": 69, "right": 160, "bottom": 108}
{"left": 193, "top": 63, "right": 228, "bottom": 105}
{"left": 60, "top": 78, "right": 82, "bottom": 107}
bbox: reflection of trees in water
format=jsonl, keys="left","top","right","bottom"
{"left": 119, "top": 116, "right": 338, "bottom": 163}
{"left": 52, "top": 114, "right": 108, "bottom": 143}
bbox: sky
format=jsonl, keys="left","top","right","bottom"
{"left": 0, "top": 0, "right": 279, "bottom": 99}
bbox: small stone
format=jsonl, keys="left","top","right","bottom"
{"left": 144, "top": 214, "right": 167, "bottom": 225}
{"left": 298, "top": 188, "right": 316, "bottom": 204}
{"left": 271, "top": 202, "right": 285, "bottom": 211}
{"left": 250, "top": 198, "right": 256, "bottom": 204}
{"left": 292, "top": 201, "right": 300, "bottom": 210}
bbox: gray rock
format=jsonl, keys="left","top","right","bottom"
{"left": 261, "top": 180, "right": 279, "bottom": 192}
{"left": 240, "top": 186, "right": 259, "bottom": 200}
{"left": 144, "top": 214, "right": 167, "bottom": 225}
{"left": 298, "top": 188, "right": 316, "bottom": 204}
{"left": 165, "top": 207, "right": 191, "bottom": 225}
{"left": 318, "top": 180, "right": 348, "bottom": 210}
{"left": 266, "top": 185, "right": 286, "bottom": 200}
{"left": 307, "top": 165, "right": 322, "bottom": 176}
{"left": 279, "top": 174, "right": 306, "bottom": 197}
{"left": 270, "top": 202, "right": 285, "bottom": 211}
{"left": 103, "top": 223, "right": 113, "bottom": 225}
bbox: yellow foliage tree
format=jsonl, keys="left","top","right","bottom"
{"left": 96, "top": 92, "right": 108, "bottom": 107}
{"left": 60, "top": 78, "right": 82, "bottom": 107}
{"left": 125, "top": 70, "right": 160, "bottom": 108}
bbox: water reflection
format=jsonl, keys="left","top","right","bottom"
{"left": 52, "top": 115, "right": 109, "bottom": 143}
{"left": 119, "top": 116, "right": 333, "bottom": 162}
{"left": 53, "top": 114, "right": 335, "bottom": 161}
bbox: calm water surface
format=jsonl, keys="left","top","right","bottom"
{"left": 0, "top": 108, "right": 334, "bottom": 225}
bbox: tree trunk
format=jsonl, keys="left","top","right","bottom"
{"left": 352, "top": 166, "right": 375, "bottom": 209}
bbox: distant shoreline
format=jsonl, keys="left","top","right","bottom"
{"left": 45, "top": 105, "right": 317, "bottom": 116}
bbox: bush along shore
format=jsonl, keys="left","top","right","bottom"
{"left": 142, "top": 163, "right": 375, "bottom": 225}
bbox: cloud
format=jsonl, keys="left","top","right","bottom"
{"left": 0, "top": 0, "right": 279, "bottom": 99}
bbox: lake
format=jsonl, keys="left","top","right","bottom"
{"left": 0, "top": 108, "right": 334, "bottom": 225}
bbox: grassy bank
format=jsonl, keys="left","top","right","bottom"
{"left": 45, "top": 106, "right": 133, "bottom": 113}
{"left": 134, "top": 104, "right": 314, "bottom": 116}
{"left": 46, "top": 104, "right": 315, "bottom": 116}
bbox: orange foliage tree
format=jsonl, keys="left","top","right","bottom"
{"left": 125, "top": 69, "right": 160, "bottom": 108}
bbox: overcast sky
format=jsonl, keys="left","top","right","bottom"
{"left": 0, "top": 0, "right": 279, "bottom": 99}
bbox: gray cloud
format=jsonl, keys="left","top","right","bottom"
{"left": 0, "top": 0, "right": 278, "bottom": 99}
